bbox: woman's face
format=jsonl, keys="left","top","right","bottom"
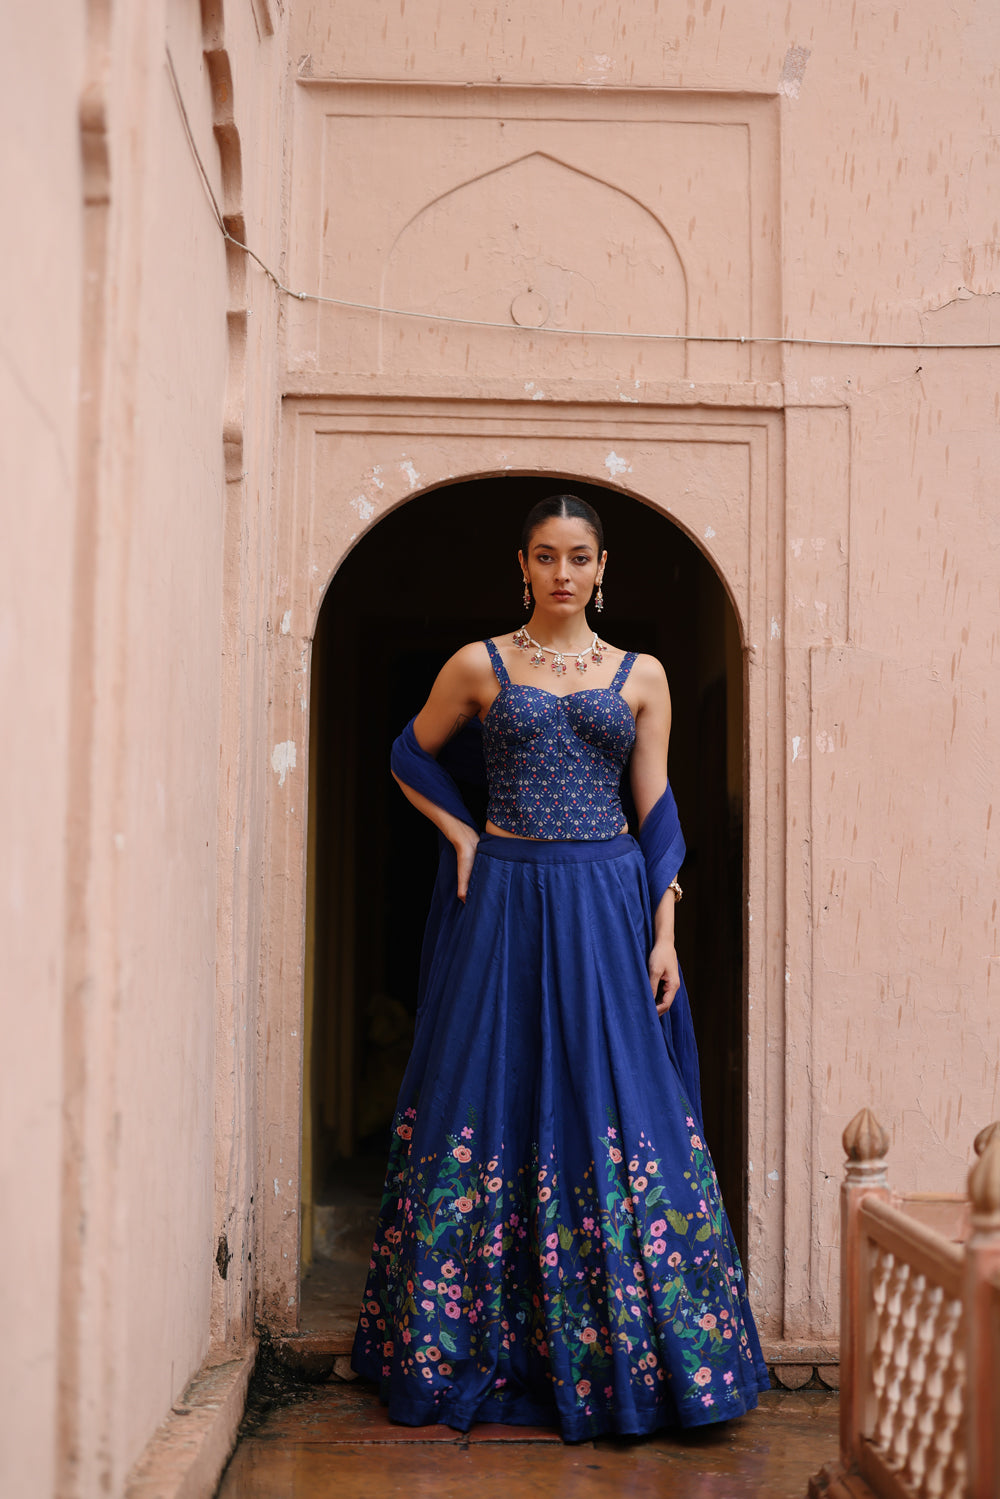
{"left": 519, "top": 516, "right": 606, "bottom": 612}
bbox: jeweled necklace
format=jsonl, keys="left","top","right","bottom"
{"left": 512, "top": 626, "right": 605, "bottom": 676}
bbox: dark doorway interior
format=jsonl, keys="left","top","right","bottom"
{"left": 304, "top": 476, "right": 746, "bottom": 1308}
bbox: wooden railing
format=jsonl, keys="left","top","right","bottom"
{"left": 812, "top": 1111, "right": 1000, "bottom": 1499}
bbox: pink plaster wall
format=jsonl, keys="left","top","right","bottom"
{"left": 3, "top": 0, "right": 999, "bottom": 1493}
{"left": 2, "top": 1, "right": 285, "bottom": 1494}
{"left": 0, "top": 8, "right": 84, "bottom": 1494}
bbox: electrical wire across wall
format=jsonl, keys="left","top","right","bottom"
{"left": 166, "top": 50, "right": 1000, "bottom": 355}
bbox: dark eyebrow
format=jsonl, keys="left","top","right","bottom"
{"left": 531, "top": 539, "right": 594, "bottom": 552}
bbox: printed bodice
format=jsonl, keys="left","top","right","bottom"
{"left": 481, "top": 638, "right": 637, "bottom": 840}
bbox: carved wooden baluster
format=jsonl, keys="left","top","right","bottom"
{"left": 921, "top": 1292, "right": 965, "bottom": 1499}
{"left": 903, "top": 1280, "right": 944, "bottom": 1492}
{"left": 877, "top": 1256, "right": 913, "bottom": 1455}
{"left": 869, "top": 1245, "right": 895, "bottom": 1422}
{"left": 839, "top": 1108, "right": 891, "bottom": 1477}
{"left": 897, "top": 1274, "right": 938, "bottom": 1490}
{"left": 965, "top": 1123, "right": 1000, "bottom": 1499}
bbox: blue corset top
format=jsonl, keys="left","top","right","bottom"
{"left": 481, "top": 638, "right": 637, "bottom": 841}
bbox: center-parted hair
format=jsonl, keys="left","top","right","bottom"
{"left": 519, "top": 494, "right": 604, "bottom": 556}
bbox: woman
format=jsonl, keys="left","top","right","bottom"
{"left": 352, "top": 494, "right": 769, "bottom": 1440}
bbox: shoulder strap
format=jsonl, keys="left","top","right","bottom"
{"left": 483, "top": 637, "right": 511, "bottom": 687}
{"left": 610, "top": 650, "right": 637, "bottom": 694}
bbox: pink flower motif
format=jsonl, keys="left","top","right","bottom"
{"left": 456, "top": 1196, "right": 474, "bottom": 1213}
{"left": 667, "top": 1252, "right": 682, "bottom": 1268}
{"left": 608, "top": 1128, "right": 617, "bottom": 1139}
{"left": 439, "top": 1363, "right": 452, "bottom": 1376}
{"left": 723, "top": 1329, "right": 733, "bottom": 1339}
{"left": 644, "top": 1373, "right": 655, "bottom": 1387}
{"left": 538, "top": 1186, "right": 552, "bottom": 1202}
{"left": 582, "top": 1216, "right": 595, "bottom": 1232}
{"left": 701, "top": 1394, "right": 714, "bottom": 1407}
{"left": 699, "top": 1313, "right": 717, "bottom": 1330}
{"left": 487, "top": 1177, "right": 503, "bottom": 1192}
{"left": 422, "top": 1278, "right": 436, "bottom": 1290}
{"left": 545, "top": 1250, "right": 558, "bottom": 1266}
{"left": 699, "top": 1199, "right": 707, "bottom": 1213}
{"left": 441, "top": 1260, "right": 458, "bottom": 1278}
{"left": 453, "top": 1145, "right": 472, "bottom": 1163}
{"left": 720, "top": 1310, "right": 729, "bottom": 1320}
{"left": 401, "top": 1329, "right": 412, "bottom": 1344}
{"left": 461, "top": 1126, "right": 473, "bottom": 1138}
{"left": 691, "top": 1135, "right": 703, "bottom": 1150}
{"left": 546, "top": 1232, "right": 559, "bottom": 1249}
{"left": 633, "top": 1176, "right": 648, "bottom": 1192}
{"left": 650, "top": 1219, "right": 667, "bottom": 1237}
{"left": 426, "top": 1346, "right": 441, "bottom": 1361}
{"left": 396, "top": 1124, "right": 412, "bottom": 1139}
{"left": 685, "top": 1116, "right": 694, "bottom": 1127}
{"left": 645, "top": 1161, "right": 657, "bottom": 1175}
{"left": 724, "top": 1372, "right": 734, "bottom": 1385}
{"left": 576, "top": 1379, "right": 591, "bottom": 1397}
{"left": 604, "top": 1385, "right": 614, "bottom": 1398}
{"left": 580, "top": 1327, "right": 598, "bottom": 1344}
{"left": 652, "top": 1239, "right": 667, "bottom": 1255}
{"left": 445, "top": 1302, "right": 462, "bottom": 1319}
{"left": 447, "top": 1285, "right": 461, "bottom": 1300}
{"left": 609, "top": 1147, "right": 622, "bottom": 1164}
{"left": 420, "top": 1299, "right": 434, "bottom": 1312}
{"left": 693, "top": 1367, "right": 712, "bottom": 1386}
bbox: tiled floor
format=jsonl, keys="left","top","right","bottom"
{"left": 217, "top": 1378, "right": 839, "bottom": 1497}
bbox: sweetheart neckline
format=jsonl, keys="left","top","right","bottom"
{"left": 483, "top": 681, "right": 636, "bottom": 728}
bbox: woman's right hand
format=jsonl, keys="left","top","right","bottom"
{"left": 453, "top": 826, "right": 481, "bottom": 903}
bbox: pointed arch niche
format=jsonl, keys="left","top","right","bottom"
{"left": 261, "top": 395, "right": 794, "bottom": 1349}
{"left": 380, "top": 152, "right": 687, "bottom": 379}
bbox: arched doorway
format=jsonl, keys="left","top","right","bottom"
{"left": 300, "top": 474, "right": 745, "bottom": 1336}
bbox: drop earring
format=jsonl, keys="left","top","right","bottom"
{"left": 523, "top": 579, "right": 531, "bottom": 611}
{"left": 595, "top": 578, "right": 605, "bottom": 613}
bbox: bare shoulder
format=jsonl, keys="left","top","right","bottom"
{"left": 629, "top": 652, "right": 670, "bottom": 698}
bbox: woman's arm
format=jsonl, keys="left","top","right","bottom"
{"left": 629, "top": 656, "right": 680, "bottom": 1015}
{"left": 395, "top": 642, "right": 493, "bottom": 902}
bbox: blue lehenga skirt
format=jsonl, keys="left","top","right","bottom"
{"left": 351, "top": 832, "right": 770, "bottom": 1441}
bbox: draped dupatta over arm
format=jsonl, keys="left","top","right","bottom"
{"left": 390, "top": 718, "right": 704, "bottom": 1127}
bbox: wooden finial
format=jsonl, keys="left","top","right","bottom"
{"left": 842, "top": 1108, "right": 889, "bottom": 1163}
{"left": 973, "top": 1119, "right": 1000, "bottom": 1157}
{"left": 969, "top": 1131, "right": 1000, "bottom": 1226}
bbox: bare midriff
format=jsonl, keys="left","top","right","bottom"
{"left": 484, "top": 820, "right": 628, "bottom": 841}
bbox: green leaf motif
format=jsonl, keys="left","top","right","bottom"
{"left": 439, "top": 1330, "right": 457, "bottom": 1354}
{"left": 695, "top": 1223, "right": 711, "bottom": 1241}
{"left": 645, "top": 1186, "right": 665, "bottom": 1207}
{"left": 666, "top": 1209, "right": 689, "bottom": 1235}
{"left": 558, "top": 1225, "right": 574, "bottom": 1251}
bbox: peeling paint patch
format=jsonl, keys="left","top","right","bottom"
{"left": 604, "top": 451, "right": 631, "bottom": 479}
{"left": 400, "top": 459, "right": 420, "bottom": 489}
{"left": 271, "top": 740, "right": 297, "bottom": 786}
{"left": 350, "top": 494, "right": 375, "bottom": 522}
{"left": 792, "top": 735, "right": 802, "bottom": 762}
{"left": 273, "top": 1178, "right": 280, "bottom": 1197}
{"left": 370, "top": 465, "right": 384, "bottom": 490}
{"left": 280, "top": 609, "right": 292, "bottom": 635}
{"left": 768, "top": 1170, "right": 780, "bottom": 1181}
{"left": 778, "top": 45, "right": 811, "bottom": 99}
{"left": 524, "top": 380, "right": 546, "bottom": 400}
{"left": 704, "top": 526, "right": 716, "bottom": 541}
{"left": 815, "top": 730, "right": 836, "bottom": 754}
{"left": 770, "top": 616, "right": 781, "bottom": 639}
